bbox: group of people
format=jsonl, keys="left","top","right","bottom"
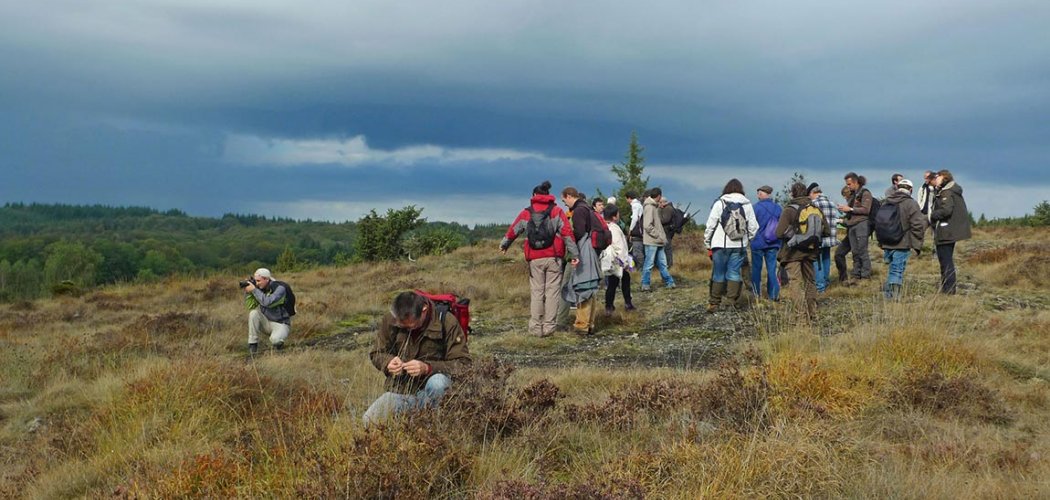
{"left": 238, "top": 169, "right": 971, "bottom": 424}
{"left": 707, "top": 170, "right": 971, "bottom": 322}
{"left": 499, "top": 181, "right": 682, "bottom": 337}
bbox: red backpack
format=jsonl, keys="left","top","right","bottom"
{"left": 414, "top": 290, "right": 472, "bottom": 342}
{"left": 587, "top": 207, "right": 613, "bottom": 252}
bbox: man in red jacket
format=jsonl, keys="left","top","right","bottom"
{"left": 500, "top": 180, "right": 580, "bottom": 337}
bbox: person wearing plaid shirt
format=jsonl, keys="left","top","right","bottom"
{"left": 807, "top": 183, "right": 840, "bottom": 293}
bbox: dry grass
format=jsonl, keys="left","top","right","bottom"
{"left": 0, "top": 228, "right": 1048, "bottom": 497}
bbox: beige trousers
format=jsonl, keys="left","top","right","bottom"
{"left": 248, "top": 308, "right": 290, "bottom": 345}
{"left": 528, "top": 257, "right": 563, "bottom": 336}
{"left": 574, "top": 296, "right": 597, "bottom": 332}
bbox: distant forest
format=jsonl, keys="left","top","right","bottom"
{"left": 0, "top": 203, "right": 506, "bottom": 302}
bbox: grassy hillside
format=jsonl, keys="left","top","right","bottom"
{"left": 1, "top": 227, "right": 1048, "bottom": 497}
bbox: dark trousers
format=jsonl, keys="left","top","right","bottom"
{"left": 834, "top": 221, "right": 871, "bottom": 280}
{"left": 936, "top": 242, "right": 957, "bottom": 294}
{"left": 605, "top": 272, "right": 633, "bottom": 308}
{"left": 630, "top": 239, "right": 645, "bottom": 271}
{"left": 664, "top": 235, "right": 674, "bottom": 268}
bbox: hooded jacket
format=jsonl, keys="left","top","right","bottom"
{"left": 501, "top": 194, "right": 580, "bottom": 261}
{"left": 930, "top": 182, "right": 972, "bottom": 244}
{"left": 642, "top": 197, "right": 667, "bottom": 246}
{"left": 880, "top": 190, "right": 926, "bottom": 252}
{"left": 703, "top": 193, "right": 759, "bottom": 250}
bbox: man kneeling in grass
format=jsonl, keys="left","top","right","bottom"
{"left": 363, "top": 291, "right": 471, "bottom": 424}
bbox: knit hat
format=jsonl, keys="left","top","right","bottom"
{"left": 806, "top": 182, "right": 822, "bottom": 195}
{"left": 757, "top": 185, "right": 773, "bottom": 194}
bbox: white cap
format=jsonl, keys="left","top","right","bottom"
{"left": 254, "top": 268, "right": 273, "bottom": 279}
{"left": 897, "top": 179, "right": 914, "bottom": 189}
{"left": 607, "top": 196, "right": 617, "bottom": 205}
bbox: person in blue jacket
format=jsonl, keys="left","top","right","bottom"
{"left": 750, "top": 185, "right": 782, "bottom": 301}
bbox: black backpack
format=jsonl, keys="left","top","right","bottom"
{"left": 525, "top": 205, "right": 556, "bottom": 250}
{"left": 874, "top": 201, "right": 905, "bottom": 245}
{"left": 669, "top": 206, "right": 687, "bottom": 235}
{"left": 271, "top": 280, "right": 297, "bottom": 316}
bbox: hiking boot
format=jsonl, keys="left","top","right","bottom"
{"left": 604, "top": 306, "right": 614, "bottom": 316}
{"left": 641, "top": 285, "right": 652, "bottom": 292}
{"left": 625, "top": 303, "right": 636, "bottom": 311}
{"left": 273, "top": 342, "right": 285, "bottom": 351}
{"left": 665, "top": 282, "right": 677, "bottom": 289}
{"left": 248, "top": 343, "right": 259, "bottom": 355}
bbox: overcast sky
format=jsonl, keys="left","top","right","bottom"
{"left": 2, "top": 1, "right": 1048, "bottom": 224}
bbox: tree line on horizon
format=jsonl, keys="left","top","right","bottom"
{"left": 0, "top": 203, "right": 505, "bottom": 302}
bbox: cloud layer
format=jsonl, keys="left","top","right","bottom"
{"left": 1, "top": 0, "right": 1047, "bottom": 223}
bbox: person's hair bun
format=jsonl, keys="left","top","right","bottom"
{"left": 533, "top": 180, "right": 552, "bottom": 195}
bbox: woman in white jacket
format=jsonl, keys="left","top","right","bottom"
{"left": 600, "top": 205, "right": 635, "bottom": 315}
{"left": 703, "top": 179, "right": 760, "bottom": 312}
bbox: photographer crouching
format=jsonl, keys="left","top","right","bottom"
{"left": 242, "top": 268, "right": 293, "bottom": 355}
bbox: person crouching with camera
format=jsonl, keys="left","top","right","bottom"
{"left": 242, "top": 268, "right": 291, "bottom": 355}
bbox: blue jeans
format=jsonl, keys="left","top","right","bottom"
{"left": 642, "top": 245, "right": 674, "bottom": 287}
{"left": 362, "top": 373, "right": 451, "bottom": 425}
{"left": 883, "top": 249, "right": 911, "bottom": 296}
{"left": 750, "top": 248, "right": 780, "bottom": 300}
{"left": 815, "top": 247, "right": 832, "bottom": 292}
{"left": 712, "top": 248, "right": 746, "bottom": 283}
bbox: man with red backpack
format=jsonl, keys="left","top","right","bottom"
{"left": 500, "top": 180, "right": 580, "bottom": 337}
{"left": 363, "top": 291, "right": 471, "bottom": 425}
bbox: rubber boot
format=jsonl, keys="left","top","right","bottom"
{"left": 726, "top": 281, "right": 743, "bottom": 308}
{"left": 707, "top": 281, "right": 727, "bottom": 313}
{"left": 727, "top": 280, "right": 748, "bottom": 310}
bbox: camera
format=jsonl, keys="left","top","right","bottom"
{"left": 238, "top": 277, "right": 256, "bottom": 289}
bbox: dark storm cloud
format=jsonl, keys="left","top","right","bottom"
{"left": 1, "top": 0, "right": 1048, "bottom": 221}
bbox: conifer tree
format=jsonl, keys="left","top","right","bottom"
{"left": 612, "top": 131, "right": 649, "bottom": 225}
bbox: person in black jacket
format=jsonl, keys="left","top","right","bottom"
{"left": 929, "top": 169, "right": 972, "bottom": 294}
